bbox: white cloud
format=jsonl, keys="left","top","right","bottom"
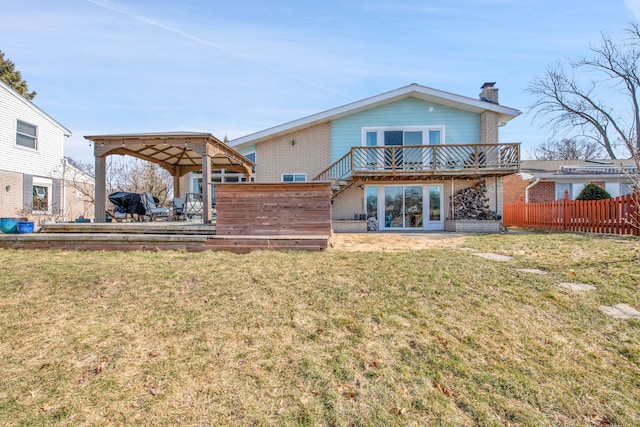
{"left": 624, "top": 0, "right": 640, "bottom": 19}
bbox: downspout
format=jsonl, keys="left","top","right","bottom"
{"left": 524, "top": 178, "right": 540, "bottom": 203}
{"left": 62, "top": 157, "right": 67, "bottom": 221}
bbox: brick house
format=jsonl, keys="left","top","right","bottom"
{"left": 503, "top": 159, "right": 637, "bottom": 203}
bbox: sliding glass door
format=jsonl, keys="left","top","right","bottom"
{"left": 366, "top": 184, "right": 443, "bottom": 230}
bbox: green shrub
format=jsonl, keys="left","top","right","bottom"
{"left": 575, "top": 183, "right": 611, "bottom": 200}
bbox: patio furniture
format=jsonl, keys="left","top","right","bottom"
{"left": 185, "top": 193, "right": 204, "bottom": 221}
{"left": 108, "top": 192, "right": 146, "bottom": 221}
{"left": 142, "top": 191, "right": 170, "bottom": 221}
{"left": 172, "top": 197, "right": 185, "bottom": 221}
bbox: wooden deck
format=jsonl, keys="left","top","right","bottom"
{"left": 0, "top": 182, "right": 333, "bottom": 253}
{"left": 0, "top": 230, "right": 331, "bottom": 252}
{"left": 0, "top": 223, "right": 331, "bottom": 252}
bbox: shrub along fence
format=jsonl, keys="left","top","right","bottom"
{"left": 503, "top": 193, "right": 639, "bottom": 236}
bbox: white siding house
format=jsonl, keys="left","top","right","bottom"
{"left": 0, "top": 80, "right": 73, "bottom": 220}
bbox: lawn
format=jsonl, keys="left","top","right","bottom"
{"left": 0, "top": 232, "right": 638, "bottom": 426}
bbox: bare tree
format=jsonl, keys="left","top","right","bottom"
{"left": 528, "top": 24, "right": 640, "bottom": 168}
{"left": 532, "top": 138, "right": 604, "bottom": 160}
{"left": 55, "top": 157, "right": 173, "bottom": 207}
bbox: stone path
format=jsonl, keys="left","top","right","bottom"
{"left": 472, "top": 252, "right": 513, "bottom": 262}
{"left": 599, "top": 304, "right": 640, "bottom": 319}
{"left": 558, "top": 282, "right": 597, "bottom": 291}
{"left": 516, "top": 268, "right": 547, "bottom": 275}
{"left": 467, "top": 250, "right": 640, "bottom": 321}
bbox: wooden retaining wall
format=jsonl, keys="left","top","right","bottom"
{"left": 215, "top": 182, "right": 333, "bottom": 237}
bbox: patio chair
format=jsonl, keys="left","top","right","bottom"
{"left": 172, "top": 197, "right": 185, "bottom": 221}
{"left": 142, "top": 191, "right": 170, "bottom": 221}
{"left": 184, "top": 193, "right": 204, "bottom": 221}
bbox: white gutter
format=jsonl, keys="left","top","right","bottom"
{"left": 524, "top": 178, "right": 540, "bottom": 203}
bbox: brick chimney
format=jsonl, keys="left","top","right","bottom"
{"left": 479, "top": 82, "right": 499, "bottom": 105}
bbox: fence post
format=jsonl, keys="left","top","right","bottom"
{"left": 629, "top": 193, "right": 640, "bottom": 236}
{"left": 562, "top": 189, "right": 571, "bottom": 231}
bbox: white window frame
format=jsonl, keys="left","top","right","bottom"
{"left": 16, "top": 119, "right": 38, "bottom": 150}
{"left": 32, "top": 177, "right": 53, "bottom": 213}
{"left": 282, "top": 173, "right": 306, "bottom": 182}
{"left": 361, "top": 126, "right": 446, "bottom": 146}
{"left": 364, "top": 184, "right": 444, "bottom": 231}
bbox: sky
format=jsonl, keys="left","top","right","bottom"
{"left": 1, "top": 0, "right": 639, "bottom": 164}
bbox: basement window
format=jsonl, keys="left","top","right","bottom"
{"left": 282, "top": 173, "right": 306, "bottom": 182}
{"left": 33, "top": 185, "right": 49, "bottom": 212}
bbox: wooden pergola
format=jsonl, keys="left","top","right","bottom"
{"left": 84, "top": 132, "right": 254, "bottom": 223}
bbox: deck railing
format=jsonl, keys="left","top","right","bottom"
{"left": 314, "top": 143, "right": 519, "bottom": 181}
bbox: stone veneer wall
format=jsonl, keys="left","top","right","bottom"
{"left": 444, "top": 220, "right": 503, "bottom": 233}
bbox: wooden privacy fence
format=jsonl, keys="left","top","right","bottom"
{"left": 215, "top": 182, "right": 332, "bottom": 236}
{"left": 503, "top": 193, "right": 639, "bottom": 236}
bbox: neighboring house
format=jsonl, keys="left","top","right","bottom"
{"left": 57, "top": 158, "right": 95, "bottom": 220}
{"left": 503, "top": 159, "right": 637, "bottom": 203}
{"left": 0, "top": 80, "right": 87, "bottom": 222}
{"left": 193, "top": 83, "right": 522, "bottom": 231}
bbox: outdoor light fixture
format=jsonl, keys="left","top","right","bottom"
{"left": 5, "top": 185, "right": 10, "bottom": 192}
{"left": 100, "top": 142, "right": 104, "bottom": 147}
{"left": 358, "top": 184, "right": 364, "bottom": 190}
{"left": 291, "top": 139, "right": 296, "bottom": 146}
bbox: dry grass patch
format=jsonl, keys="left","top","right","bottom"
{"left": 0, "top": 232, "right": 638, "bottom": 426}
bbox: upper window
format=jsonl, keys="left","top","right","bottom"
{"left": 282, "top": 173, "right": 306, "bottom": 182}
{"left": 16, "top": 120, "right": 37, "bottom": 149}
{"left": 363, "top": 126, "right": 444, "bottom": 146}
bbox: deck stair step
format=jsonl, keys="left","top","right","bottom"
{"left": 40, "top": 223, "right": 216, "bottom": 235}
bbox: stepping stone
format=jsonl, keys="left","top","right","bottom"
{"left": 517, "top": 268, "right": 548, "bottom": 275}
{"left": 599, "top": 304, "right": 640, "bottom": 319}
{"left": 558, "top": 282, "right": 596, "bottom": 291}
{"left": 472, "top": 252, "right": 512, "bottom": 262}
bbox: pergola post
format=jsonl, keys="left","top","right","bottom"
{"left": 95, "top": 155, "right": 106, "bottom": 223}
{"left": 202, "top": 153, "right": 212, "bottom": 223}
{"left": 173, "top": 169, "right": 181, "bottom": 198}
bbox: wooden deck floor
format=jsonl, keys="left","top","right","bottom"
{"left": 0, "top": 223, "right": 331, "bottom": 253}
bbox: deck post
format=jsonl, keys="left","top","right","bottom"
{"left": 202, "top": 153, "right": 212, "bottom": 223}
{"left": 94, "top": 155, "right": 106, "bottom": 223}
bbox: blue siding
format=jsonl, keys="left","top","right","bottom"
{"left": 330, "top": 97, "right": 480, "bottom": 162}
{"left": 237, "top": 144, "right": 256, "bottom": 157}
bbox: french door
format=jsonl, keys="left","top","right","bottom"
{"left": 365, "top": 184, "right": 443, "bottom": 231}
